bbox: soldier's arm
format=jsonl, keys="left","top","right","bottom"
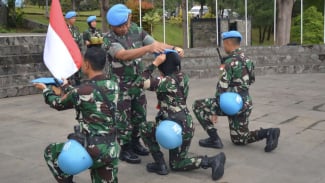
{"left": 42, "top": 87, "right": 76, "bottom": 111}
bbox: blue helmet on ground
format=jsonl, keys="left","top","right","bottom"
{"left": 58, "top": 139, "right": 93, "bottom": 175}
{"left": 87, "top": 15, "right": 96, "bottom": 23}
{"left": 155, "top": 120, "right": 182, "bottom": 149}
{"left": 65, "top": 11, "right": 77, "bottom": 19}
{"left": 219, "top": 92, "right": 243, "bottom": 116}
{"left": 106, "top": 4, "right": 131, "bottom": 26}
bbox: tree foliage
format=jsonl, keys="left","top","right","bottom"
{"left": 291, "top": 6, "right": 324, "bottom": 44}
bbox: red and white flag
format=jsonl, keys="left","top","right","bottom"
{"left": 43, "top": 0, "right": 82, "bottom": 79}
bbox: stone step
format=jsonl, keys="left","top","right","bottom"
{"left": 0, "top": 62, "right": 48, "bottom": 76}
{"left": 0, "top": 54, "right": 43, "bottom": 65}
{"left": 0, "top": 85, "right": 41, "bottom": 98}
{"left": 0, "top": 34, "right": 46, "bottom": 46}
{"left": 0, "top": 72, "right": 51, "bottom": 88}
{"left": 0, "top": 45, "right": 44, "bottom": 56}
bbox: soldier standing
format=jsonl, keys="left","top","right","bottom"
{"left": 83, "top": 15, "right": 103, "bottom": 48}
{"left": 134, "top": 50, "right": 226, "bottom": 181}
{"left": 103, "top": 4, "right": 184, "bottom": 164}
{"left": 192, "top": 30, "right": 280, "bottom": 152}
{"left": 34, "top": 47, "right": 120, "bottom": 183}
{"left": 65, "top": 10, "right": 83, "bottom": 86}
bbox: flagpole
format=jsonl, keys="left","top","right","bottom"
{"left": 186, "top": 0, "right": 189, "bottom": 48}
{"left": 216, "top": 0, "right": 218, "bottom": 46}
{"left": 273, "top": 0, "right": 274, "bottom": 45}
{"left": 301, "top": 0, "right": 303, "bottom": 44}
{"left": 245, "top": 0, "right": 248, "bottom": 46}
{"left": 163, "top": 0, "right": 166, "bottom": 43}
{"left": 139, "top": 0, "right": 142, "bottom": 28}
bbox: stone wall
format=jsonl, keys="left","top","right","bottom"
{"left": 0, "top": 34, "right": 325, "bottom": 98}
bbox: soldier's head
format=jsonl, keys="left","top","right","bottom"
{"left": 158, "top": 50, "right": 181, "bottom": 76}
{"left": 82, "top": 47, "right": 106, "bottom": 77}
{"left": 65, "top": 11, "right": 77, "bottom": 25}
{"left": 106, "top": 4, "right": 132, "bottom": 36}
{"left": 222, "top": 30, "right": 242, "bottom": 53}
{"left": 87, "top": 15, "right": 97, "bottom": 29}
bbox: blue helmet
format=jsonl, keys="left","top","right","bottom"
{"left": 87, "top": 15, "right": 96, "bottom": 23}
{"left": 106, "top": 4, "right": 131, "bottom": 26}
{"left": 222, "top": 30, "right": 242, "bottom": 42}
{"left": 219, "top": 92, "right": 243, "bottom": 116}
{"left": 156, "top": 120, "right": 182, "bottom": 149}
{"left": 65, "top": 11, "right": 77, "bottom": 19}
{"left": 58, "top": 139, "right": 93, "bottom": 175}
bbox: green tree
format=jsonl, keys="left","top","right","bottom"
{"left": 291, "top": 6, "right": 324, "bottom": 44}
{"left": 142, "top": 9, "right": 161, "bottom": 36}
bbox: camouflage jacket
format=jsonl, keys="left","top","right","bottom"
{"left": 42, "top": 74, "right": 119, "bottom": 136}
{"left": 102, "top": 22, "right": 155, "bottom": 90}
{"left": 83, "top": 27, "right": 103, "bottom": 47}
{"left": 67, "top": 24, "right": 83, "bottom": 49}
{"left": 215, "top": 48, "right": 255, "bottom": 113}
{"left": 134, "top": 64, "right": 190, "bottom": 115}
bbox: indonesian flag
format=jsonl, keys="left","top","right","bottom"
{"left": 43, "top": 0, "right": 82, "bottom": 79}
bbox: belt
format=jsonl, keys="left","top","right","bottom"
{"left": 87, "top": 133, "right": 116, "bottom": 145}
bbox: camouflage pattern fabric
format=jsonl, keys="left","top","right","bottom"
{"left": 135, "top": 64, "right": 205, "bottom": 170}
{"left": 42, "top": 74, "right": 120, "bottom": 183}
{"left": 102, "top": 22, "right": 155, "bottom": 146}
{"left": 83, "top": 27, "right": 103, "bottom": 48}
{"left": 193, "top": 48, "right": 260, "bottom": 145}
{"left": 67, "top": 24, "right": 83, "bottom": 86}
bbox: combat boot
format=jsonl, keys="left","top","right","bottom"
{"left": 199, "top": 128, "right": 224, "bottom": 149}
{"left": 146, "top": 151, "right": 169, "bottom": 175}
{"left": 56, "top": 176, "right": 74, "bottom": 183}
{"left": 132, "top": 136, "right": 149, "bottom": 156}
{"left": 200, "top": 152, "right": 226, "bottom": 180}
{"left": 119, "top": 144, "right": 141, "bottom": 164}
{"left": 264, "top": 128, "right": 280, "bottom": 152}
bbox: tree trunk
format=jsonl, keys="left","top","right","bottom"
{"left": 276, "top": 0, "right": 295, "bottom": 45}
{"left": 100, "top": 0, "right": 110, "bottom": 33}
{"left": 181, "top": 0, "right": 188, "bottom": 48}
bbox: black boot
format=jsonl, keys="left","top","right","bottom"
{"left": 258, "top": 128, "right": 280, "bottom": 152}
{"left": 199, "top": 128, "right": 224, "bottom": 149}
{"left": 119, "top": 144, "right": 141, "bottom": 164}
{"left": 146, "top": 151, "right": 169, "bottom": 175}
{"left": 132, "top": 137, "right": 149, "bottom": 156}
{"left": 56, "top": 176, "right": 74, "bottom": 183}
{"left": 200, "top": 152, "right": 226, "bottom": 180}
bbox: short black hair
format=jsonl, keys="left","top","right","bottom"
{"left": 158, "top": 52, "right": 181, "bottom": 76}
{"left": 84, "top": 47, "right": 106, "bottom": 71}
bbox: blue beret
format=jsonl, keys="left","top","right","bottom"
{"left": 154, "top": 49, "right": 177, "bottom": 57}
{"left": 65, "top": 11, "right": 77, "bottom": 19}
{"left": 222, "top": 31, "right": 242, "bottom": 41}
{"left": 87, "top": 16, "right": 96, "bottom": 23}
{"left": 106, "top": 4, "right": 132, "bottom": 26}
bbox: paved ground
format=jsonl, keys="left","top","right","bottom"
{"left": 0, "top": 73, "right": 325, "bottom": 183}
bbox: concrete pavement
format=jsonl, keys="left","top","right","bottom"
{"left": 0, "top": 73, "right": 324, "bottom": 183}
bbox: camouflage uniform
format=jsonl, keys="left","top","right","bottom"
{"left": 135, "top": 64, "right": 213, "bottom": 170}
{"left": 67, "top": 24, "right": 83, "bottom": 86}
{"left": 102, "top": 22, "right": 154, "bottom": 155}
{"left": 42, "top": 74, "right": 120, "bottom": 183}
{"left": 193, "top": 48, "right": 260, "bottom": 145}
{"left": 83, "top": 27, "right": 103, "bottom": 48}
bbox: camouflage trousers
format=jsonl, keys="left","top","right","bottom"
{"left": 44, "top": 141, "right": 120, "bottom": 183}
{"left": 192, "top": 97, "right": 260, "bottom": 145}
{"left": 116, "top": 87, "right": 147, "bottom": 145}
{"left": 140, "top": 112, "right": 206, "bottom": 170}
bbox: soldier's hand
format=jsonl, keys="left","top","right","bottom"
{"left": 153, "top": 54, "right": 166, "bottom": 66}
{"left": 209, "top": 115, "right": 218, "bottom": 124}
{"left": 174, "top": 47, "right": 184, "bottom": 57}
{"left": 149, "top": 42, "right": 168, "bottom": 54}
{"left": 33, "top": 83, "right": 47, "bottom": 90}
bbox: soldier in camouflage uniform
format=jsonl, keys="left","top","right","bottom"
{"left": 34, "top": 47, "right": 120, "bottom": 183}
{"left": 133, "top": 50, "right": 226, "bottom": 181}
{"left": 65, "top": 11, "right": 83, "bottom": 86}
{"left": 83, "top": 15, "right": 103, "bottom": 48}
{"left": 192, "top": 31, "right": 280, "bottom": 152}
{"left": 103, "top": 4, "right": 184, "bottom": 164}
